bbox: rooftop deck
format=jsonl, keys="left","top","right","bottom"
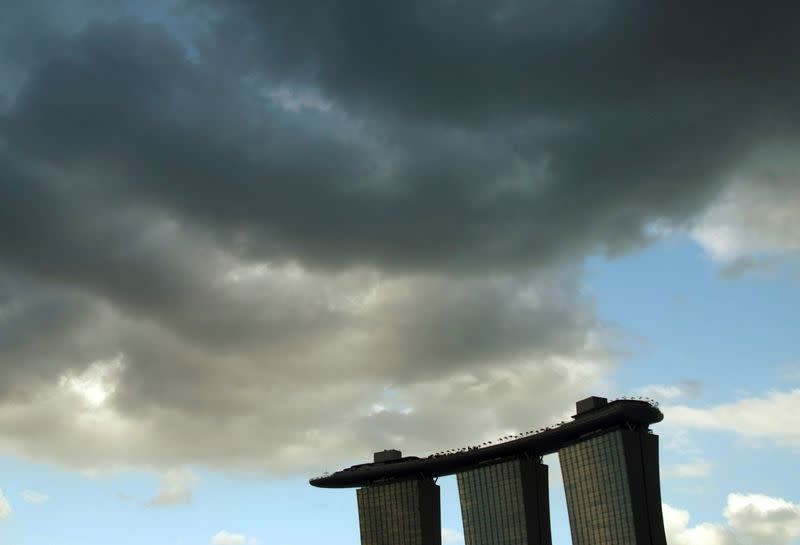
{"left": 310, "top": 398, "right": 662, "bottom": 488}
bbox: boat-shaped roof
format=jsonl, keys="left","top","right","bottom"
{"left": 310, "top": 398, "right": 662, "bottom": 488}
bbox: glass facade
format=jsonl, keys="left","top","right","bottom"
{"left": 356, "top": 479, "right": 440, "bottom": 545}
{"left": 559, "top": 430, "right": 637, "bottom": 545}
{"left": 457, "top": 459, "right": 550, "bottom": 545}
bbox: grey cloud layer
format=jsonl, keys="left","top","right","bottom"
{"left": 0, "top": 1, "right": 798, "bottom": 472}
{"left": 0, "top": 262, "right": 608, "bottom": 471}
{"left": 5, "top": 3, "right": 800, "bottom": 276}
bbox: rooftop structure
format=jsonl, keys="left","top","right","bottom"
{"left": 310, "top": 398, "right": 662, "bottom": 488}
{"left": 311, "top": 396, "right": 667, "bottom": 545}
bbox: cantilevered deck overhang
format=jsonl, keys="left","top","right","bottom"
{"left": 310, "top": 399, "right": 662, "bottom": 488}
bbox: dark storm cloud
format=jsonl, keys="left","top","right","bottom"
{"left": 3, "top": 2, "right": 799, "bottom": 280}
{"left": 0, "top": 156, "right": 203, "bottom": 314}
{"left": 0, "top": 275, "right": 100, "bottom": 397}
{"left": 219, "top": 1, "right": 800, "bottom": 121}
{"left": 0, "top": 1, "right": 799, "bottom": 473}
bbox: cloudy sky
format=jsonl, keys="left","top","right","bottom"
{"left": 0, "top": 1, "right": 799, "bottom": 544}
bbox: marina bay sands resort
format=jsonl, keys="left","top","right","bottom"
{"left": 310, "top": 396, "right": 667, "bottom": 545}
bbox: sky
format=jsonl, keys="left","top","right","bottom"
{"left": 0, "top": 1, "right": 799, "bottom": 544}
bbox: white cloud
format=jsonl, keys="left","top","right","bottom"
{"left": 663, "top": 503, "right": 738, "bottom": 545}
{"left": 147, "top": 467, "right": 197, "bottom": 507}
{"left": 0, "top": 488, "right": 10, "bottom": 521}
{"left": 725, "top": 493, "right": 800, "bottom": 545}
{"left": 20, "top": 489, "right": 49, "bottom": 503}
{"left": 442, "top": 527, "right": 464, "bottom": 544}
{"left": 664, "top": 493, "right": 800, "bottom": 545}
{"left": 665, "top": 389, "right": 800, "bottom": 449}
{"left": 633, "top": 381, "right": 702, "bottom": 403}
{"left": 211, "top": 530, "right": 259, "bottom": 545}
{"left": 692, "top": 174, "right": 800, "bottom": 275}
{"left": 634, "top": 384, "right": 685, "bottom": 401}
{"left": 58, "top": 354, "right": 124, "bottom": 409}
{"left": 666, "top": 458, "right": 712, "bottom": 478}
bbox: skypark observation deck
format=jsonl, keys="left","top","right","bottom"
{"left": 309, "top": 398, "right": 662, "bottom": 489}
{"left": 312, "top": 397, "right": 668, "bottom": 545}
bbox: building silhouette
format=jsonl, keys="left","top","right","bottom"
{"left": 310, "top": 396, "right": 667, "bottom": 545}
